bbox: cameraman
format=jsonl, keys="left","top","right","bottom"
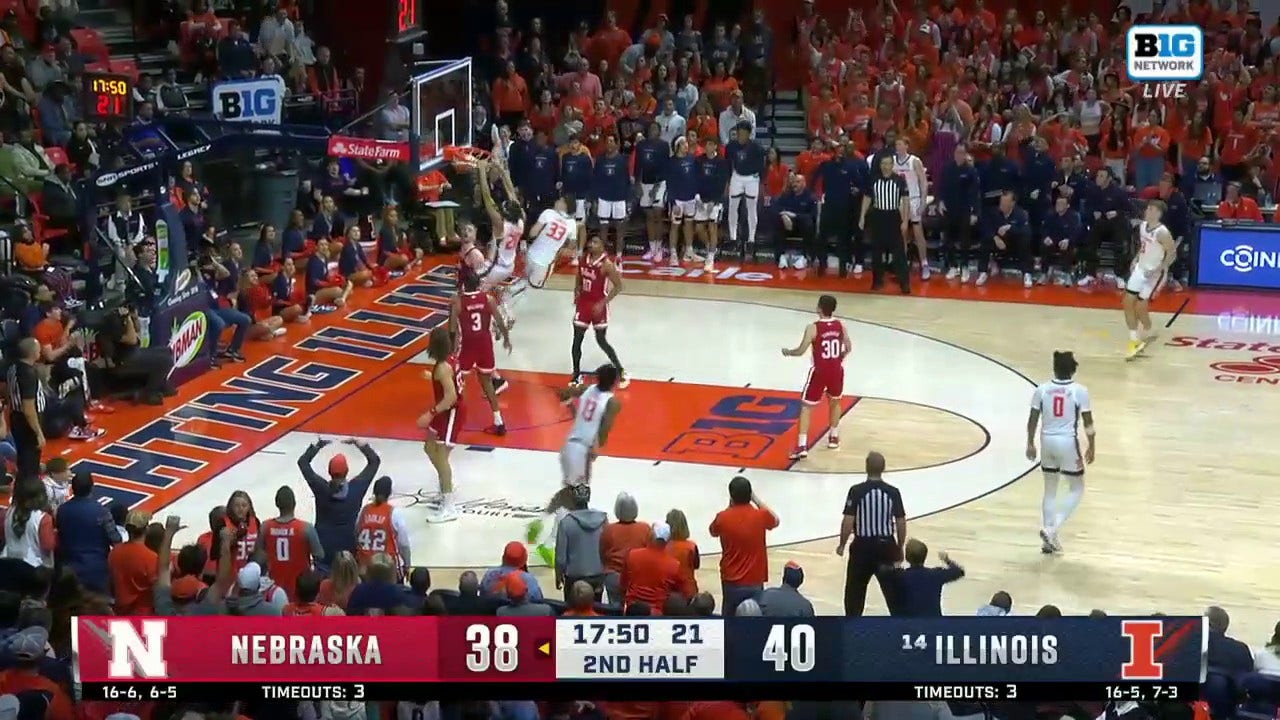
{"left": 96, "top": 304, "right": 173, "bottom": 405}
{"left": 197, "top": 236, "right": 250, "bottom": 363}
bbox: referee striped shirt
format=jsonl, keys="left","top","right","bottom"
{"left": 870, "top": 174, "right": 908, "bottom": 212}
{"left": 843, "top": 478, "right": 905, "bottom": 539}
{"left": 7, "top": 361, "right": 44, "bottom": 415}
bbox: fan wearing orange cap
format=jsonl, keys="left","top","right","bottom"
{"left": 297, "top": 436, "right": 383, "bottom": 573}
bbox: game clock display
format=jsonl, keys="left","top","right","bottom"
{"left": 395, "top": 0, "right": 420, "bottom": 35}
{"left": 84, "top": 72, "right": 134, "bottom": 120}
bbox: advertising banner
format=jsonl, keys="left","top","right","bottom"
{"left": 212, "top": 77, "right": 286, "bottom": 124}
{"left": 1194, "top": 222, "right": 1280, "bottom": 291}
{"left": 327, "top": 135, "right": 410, "bottom": 163}
{"left": 148, "top": 204, "right": 211, "bottom": 385}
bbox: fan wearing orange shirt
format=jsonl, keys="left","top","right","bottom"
{"left": 1132, "top": 109, "right": 1171, "bottom": 190}
{"left": 709, "top": 476, "right": 780, "bottom": 616}
{"left": 1177, "top": 114, "right": 1214, "bottom": 182}
{"left": 1219, "top": 109, "right": 1261, "bottom": 183}
{"left": 256, "top": 485, "right": 324, "bottom": 599}
{"left": 664, "top": 509, "right": 701, "bottom": 595}
{"left": 795, "top": 139, "right": 831, "bottom": 185}
{"left": 764, "top": 151, "right": 791, "bottom": 200}
{"left": 281, "top": 570, "right": 337, "bottom": 616}
{"left": 1212, "top": 73, "right": 1249, "bottom": 132}
{"left": 807, "top": 86, "right": 844, "bottom": 136}
{"left": 1217, "top": 181, "right": 1264, "bottom": 221}
{"left": 355, "top": 476, "right": 411, "bottom": 578}
{"left": 108, "top": 510, "right": 159, "bottom": 616}
{"left": 620, "top": 521, "right": 691, "bottom": 613}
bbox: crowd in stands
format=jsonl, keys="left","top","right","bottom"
{"left": 2, "top": 0, "right": 1280, "bottom": 719}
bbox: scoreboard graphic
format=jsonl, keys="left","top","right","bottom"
{"left": 73, "top": 616, "right": 1205, "bottom": 702}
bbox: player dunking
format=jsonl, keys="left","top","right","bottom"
{"left": 526, "top": 363, "right": 622, "bottom": 565}
{"left": 1124, "top": 200, "right": 1176, "bottom": 360}
{"left": 416, "top": 326, "right": 464, "bottom": 523}
{"left": 781, "top": 294, "right": 850, "bottom": 459}
{"left": 1025, "top": 350, "right": 1095, "bottom": 554}
{"left": 476, "top": 160, "right": 525, "bottom": 326}
{"left": 511, "top": 193, "right": 579, "bottom": 298}
{"left": 450, "top": 272, "right": 513, "bottom": 435}
{"left": 571, "top": 235, "right": 629, "bottom": 388}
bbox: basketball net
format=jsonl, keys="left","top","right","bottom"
{"left": 444, "top": 145, "right": 492, "bottom": 173}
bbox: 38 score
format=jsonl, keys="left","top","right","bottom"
{"left": 466, "top": 623, "right": 520, "bottom": 672}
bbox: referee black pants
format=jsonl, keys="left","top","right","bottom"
{"left": 9, "top": 411, "right": 41, "bottom": 482}
{"left": 866, "top": 210, "right": 909, "bottom": 290}
{"left": 844, "top": 537, "right": 900, "bottom": 616}
{"left": 821, "top": 202, "right": 864, "bottom": 272}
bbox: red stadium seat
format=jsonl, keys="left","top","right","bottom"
{"left": 71, "top": 28, "right": 110, "bottom": 64}
{"left": 43, "top": 145, "right": 68, "bottom": 168}
{"left": 27, "top": 194, "right": 70, "bottom": 246}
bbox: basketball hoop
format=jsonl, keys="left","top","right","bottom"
{"left": 444, "top": 145, "right": 491, "bottom": 173}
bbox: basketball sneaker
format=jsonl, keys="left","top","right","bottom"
{"left": 827, "top": 436, "right": 839, "bottom": 450}
{"left": 788, "top": 446, "right": 809, "bottom": 460}
{"left": 485, "top": 423, "right": 507, "bottom": 436}
{"left": 427, "top": 505, "right": 458, "bottom": 523}
{"left": 945, "top": 267, "right": 959, "bottom": 280}
{"left": 1125, "top": 340, "right": 1145, "bottom": 360}
{"left": 617, "top": 372, "right": 630, "bottom": 389}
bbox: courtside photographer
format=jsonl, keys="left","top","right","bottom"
{"left": 93, "top": 301, "right": 173, "bottom": 406}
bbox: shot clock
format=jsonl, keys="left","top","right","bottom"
{"left": 394, "top": 0, "right": 421, "bottom": 35}
{"left": 84, "top": 72, "right": 134, "bottom": 120}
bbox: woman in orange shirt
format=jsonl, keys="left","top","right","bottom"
{"left": 490, "top": 61, "right": 529, "bottom": 126}
{"left": 527, "top": 89, "right": 558, "bottom": 136}
{"left": 600, "top": 493, "right": 653, "bottom": 603}
{"left": 1132, "top": 108, "right": 1171, "bottom": 190}
{"left": 1177, "top": 112, "right": 1214, "bottom": 181}
{"left": 807, "top": 85, "right": 844, "bottom": 136}
{"left": 1100, "top": 112, "right": 1130, "bottom": 183}
{"left": 687, "top": 100, "right": 719, "bottom": 143}
{"left": 901, "top": 95, "right": 932, "bottom": 160}
{"left": 1219, "top": 108, "right": 1261, "bottom": 183}
{"left": 318, "top": 550, "right": 360, "bottom": 610}
{"left": 664, "top": 509, "right": 700, "bottom": 594}
{"left": 764, "top": 147, "right": 790, "bottom": 201}
{"left": 1003, "top": 105, "right": 1036, "bottom": 165}
{"left": 702, "top": 61, "right": 739, "bottom": 112}
{"left": 1249, "top": 85, "right": 1280, "bottom": 132}
{"left": 868, "top": 102, "right": 896, "bottom": 153}
{"left": 817, "top": 113, "right": 846, "bottom": 146}
{"left": 238, "top": 269, "right": 285, "bottom": 341}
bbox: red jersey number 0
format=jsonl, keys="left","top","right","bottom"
{"left": 1052, "top": 396, "right": 1065, "bottom": 417}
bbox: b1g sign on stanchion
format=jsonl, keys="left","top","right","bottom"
{"left": 212, "top": 76, "right": 285, "bottom": 125}
{"left": 1192, "top": 222, "right": 1280, "bottom": 292}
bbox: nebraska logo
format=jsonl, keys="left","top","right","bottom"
{"left": 1120, "top": 619, "right": 1165, "bottom": 680}
{"left": 1166, "top": 336, "right": 1280, "bottom": 386}
{"left": 327, "top": 135, "right": 410, "bottom": 163}
{"left": 109, "top": 619, "right": 168, "bottom": 679}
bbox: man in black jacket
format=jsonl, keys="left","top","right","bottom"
{"left": 978, "top": 191, "right": 1032, "bottom": 288}
{"left": 774, "top": 174, "right": 820, "bottom": 270}
{"left": 298, "top": 436, "right": 381, "bottom": 572}
{"left": 1040, "top": 194, "right": 1083, "bottom": 285}
{"left": 938, "top": 144, "right": 981, "bottom": 282}
{"left": 1082, "top": 168, "right": 1132, "bottom": 286}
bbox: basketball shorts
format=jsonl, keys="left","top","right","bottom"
{"left": 694, "top": 200, "right": 723, "bottom": 223}
{"left": 907, "top": 197, "right": 924, "bottom": 224}
{"left": 573, "top": 297, "right": 608, "bottom": 328}
{"left": 1125, "top": 268, "right": 1165, "bottom": 301}
{"left": 527, "top": 260, "right": 552, "bottom": 288}
{"left": 801, "top": 365, "right": 844, "bottom": 406}
{"left": 640, "top": 181, "right": 667, "bottom": 208}
{"left": 428, "top": 402, "right": 465, "bottom": 446}
{"left": 670, "top": 199, "right": 697, "bottom": 224}
{"left": 573, "top": 199, "right": 588, "bottom": 222}
{"left": 729, "top": 173, "right": 761, "bottom": 198}
{"left": 457, "top": 333, "right": 495, "bottom": 374}
{"left": 481, "top": 262, "right": 515, "bottom": 290}
{"left": 560, "top": 439, "right": 593, "bottom": 486}
{"left": 527, "top": 236, "right": 564, "bottom": 270}
{"left": 1040, "top": 434, "right": 1084, "bottom": 475}
{"left": 596, "top": 200, "right": 628, "bottom": 223}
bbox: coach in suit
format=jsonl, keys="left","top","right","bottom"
{"left": 978, "top": 191, "right": 1032, "bottom": 287}
{"left": 938, "top": 144, "right": 981, "bottom": 280}
{"left": 1041, "top": 194, "right": 1082, "bottom": 282}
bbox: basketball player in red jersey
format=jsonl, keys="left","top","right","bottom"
{"left": 355, "top": 476, "right": 411, "bottom": 578}
{"left": 781, "top": 294, "right": 850, "bottom": 459}
{"left": 417, "top": 326, "right": 463, "bottom": 523}
{"left": 255, "top": 486, "right": 323, "bottom": 599}
{"left": 571, "top": 235, "right": 630, "bottom": 388}
{"left": 450, "top": 272, "right": 512, "bottom": 435}
{"left": 456, "top": 221, "right": 511, "bottom": 395}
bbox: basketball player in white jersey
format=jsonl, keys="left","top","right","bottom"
{"left": 1025, "top": 351, "right": 1095, "bottom": 554}
{"left": 476, "top": 160, "right": 525, "bottom": 325}
{"left": 893, "top": 138, "right": 931, "bottom": 280}
{"left": 526, "top": 363, "right": 622, "bottom": 565}
{"left": 1124, "top": 200, "right": 1177, "bottom": 360}
{"left": 511, "top": 193, "right": 578, "bottom": 299}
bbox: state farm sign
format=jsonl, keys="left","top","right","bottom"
{"left": 327, "top": 135, "right": 410, "bottom": 163}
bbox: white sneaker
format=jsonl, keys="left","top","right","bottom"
{"left": 921, "top": 265, "right": 932, "bottom": 281}
{"left": 683, "top": 250, "right": 702, "bottom": 263}
{"left": 1114, "top": 275, "right": 1127, "bottom": 290}
{"left": 945, "top": 267, "right": 959, "bottom": 280}
{"left": 794, "top": 255, "right": 808, "bottom": 270}
{"left": 427, "top": 505, "right": 459, "bottom": 523}
{"left": 852, "top": 264, "right": 864, "bottom": 276}
{"left": 668, "top": 253, "right": 679, "bottom": 267}
{"left": 642, "top": 247, "right": 656, "bottom": 261}
{"left": 617, "top": 372, "right": 631, "bottom": 389}
{"left": 703, "top": 257, "right": 714, "bottom": 272}
{"left": 779, "top": 254, "right": 790, "bottom": 269}
{"left": 976, "top": 272, "right": 989, "bottom": 286}
{"left": 961, "top": 268, "right": 971, "bottom": 283}
{"left": 1023, "top": 273, "right": 1033, "bottom": 288}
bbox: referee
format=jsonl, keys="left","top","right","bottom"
{"left": 7, "top": 338, "right": 45, "bottom": 482}
{"left": 860, "top": 156, "right": 911, "bottom": 293}
{"left": 837, "top": 451, "right": 907, "bottom": 616}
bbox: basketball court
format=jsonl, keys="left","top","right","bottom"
{"left": 25, "top": 260, "right": 1280, "bottom": 639}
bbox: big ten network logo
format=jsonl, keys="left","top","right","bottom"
{"left": 1127, "top": 25, "right": 1203, "bottom": 99}
{"left": 1166, "top": 335, "right": 1280, "bottom": 386}
{"left": 215, "top": 80, "right": 282, "bottom": 123}
{"left": 662, "top": 395, "right": 802, "bottom": 461}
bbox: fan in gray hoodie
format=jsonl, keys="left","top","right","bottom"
{"left": 225, "top": 561, "right": 285, "bottom": 616}
{"left": 554, "top": 484, "right": 608, "bottom": 598}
